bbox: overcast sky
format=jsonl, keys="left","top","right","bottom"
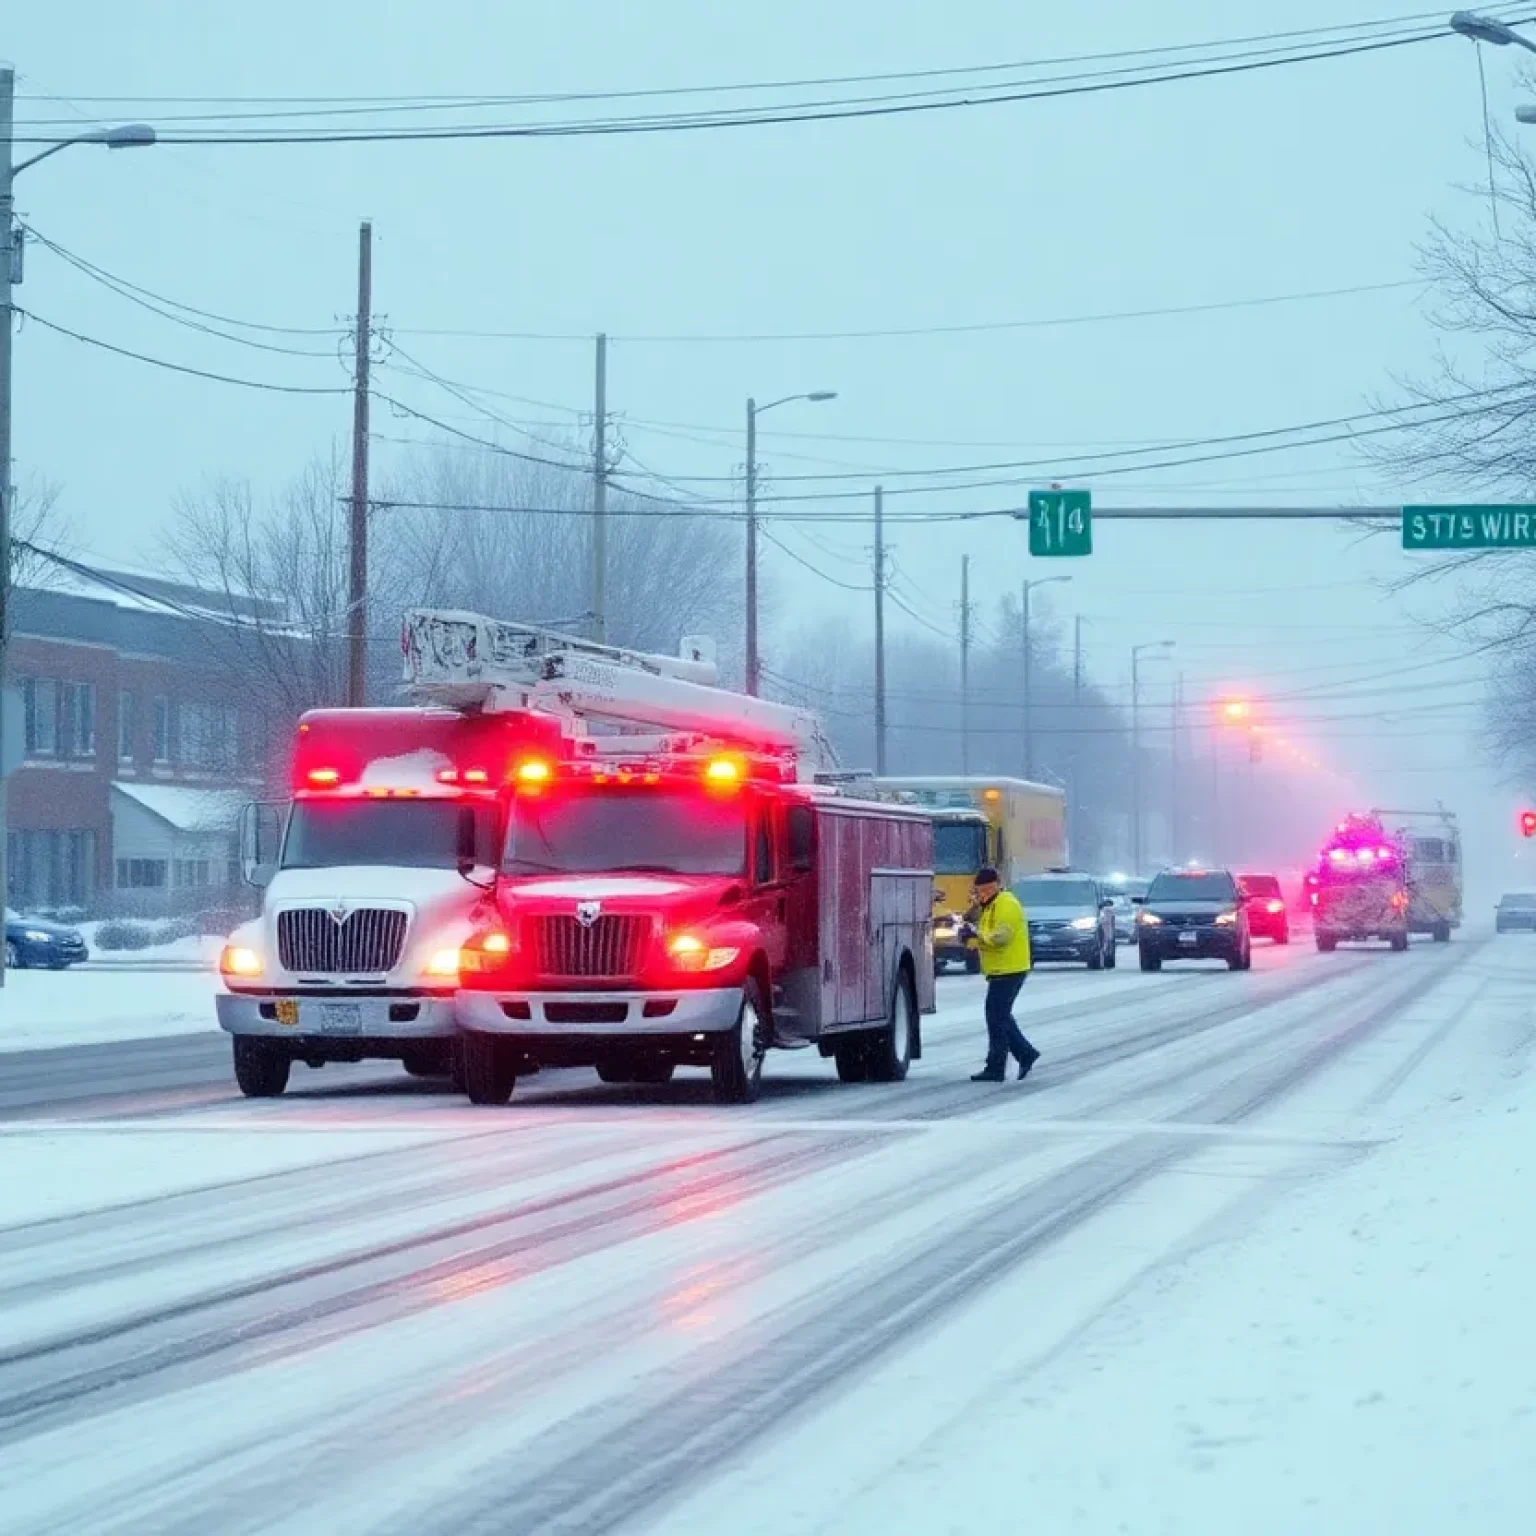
{"left": 8, "top": 0, "right": 1534, "bottom": 891}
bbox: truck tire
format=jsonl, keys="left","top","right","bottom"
{"left": 461, "top": 1031, "right": 517, "bottom": 1105}
{"left": 834, "top": 1041, "right": 870, "bottom": 1082}
{"left": 1432, "top": 922, "right": 1451, "bottom": 943}
{"left": 1104, "top": 938, "right": 1117, "bottom": 969}
{"left": 1316, "top": 933, "right": 1337, "bottom": 953}
{"left": 233, "top": 1038, "right": 290, "bottom": 1098}
{"left": 1138, "top": 945, "right": 1161, "bottom": 972}
{"left": 1086, "top": 938, "right": 1104, "bottom": 971}
{"left": 865, "top": 970, "right": 915, "bottom": 1083}
{"left": 1227, "top": 939, "right": 1252, "bottom": 972}
{"left": 1390, "top": 931, "right": 1410, "bottom": 952}
{"left": 711, "top": 977, "right": 766, "bottom": 1105}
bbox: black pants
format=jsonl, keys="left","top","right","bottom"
{"left": 984, "top": 972, "right": 1034, "bottom": 1074}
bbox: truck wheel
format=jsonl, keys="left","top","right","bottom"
{"left": 1138, "top": 945, "right": 1161, "bottom": 973}
{"left": 834, "top": 1041, "right": 870, "bottom": 1082}
{"left": 461, "top": 1031, "right": 517, "bottom": 1105}
{"left": 1390, "top": 931, "right": 1410, "bottom": 953}
{"left": 1104, "top": 938, "right": 1117, "bottom": 969}
{"left": 1086, "top": 938, "right": 1104, "bottom": 971}
{"left": 232, "top": 1038, "right": 290, "bottom": 1098}
{"left": 964, "top": 952, "right": 982, "bottom": 975}
{"left": 1228, "top": 940, "right": 1252, "bottom": 972}
{"left": 865, "top": 971, "right": 915, "bottom": 1083}
{"left": 1432, "top": 922, "right": 1451, "bottom": 943}
{"left": 711, "top": 978, "right": 766, "bottom": 1105}
{"left": 1316, "top": 933, "right": 1337, "bottom": 953}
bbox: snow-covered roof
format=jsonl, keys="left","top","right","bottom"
{"left": 112, "top": 782, "right": 246, "bottom": 834}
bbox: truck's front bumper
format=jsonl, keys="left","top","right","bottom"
{"left": 217, "top": 990, "right": 457, "bottom": 1040}
{"left": 456, "top": 987, "right": 742, "bottom": 1037}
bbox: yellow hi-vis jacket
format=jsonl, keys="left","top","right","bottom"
{"left": 974, "top": 889, "right": 1031, "bottom": 975}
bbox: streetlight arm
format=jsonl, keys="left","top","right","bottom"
{"left": 13, "top": 124, "right": 156, "bottom": 177}
{"left": 755, "top": 390, "right": 837, "bottom": 416}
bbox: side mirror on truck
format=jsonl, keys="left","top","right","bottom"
{"left": 240, "top": 801, "right": 285, "bottom": 888}
{"left": 456, "top": 806, "right": 495, "bottom": 889}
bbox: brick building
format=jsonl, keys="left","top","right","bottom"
{"left": 6, "top": 563, "right": 278, "bottom": 915}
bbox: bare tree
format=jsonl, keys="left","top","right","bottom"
{"left": 1365, "top": 124, "right": 1536, "bottom": 785}
{"left": 4, "top": 476, "right": 71, "bottom": 648}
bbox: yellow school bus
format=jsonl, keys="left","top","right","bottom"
{"left": 876, "top": 777, "right": 1070, "bottom": 971}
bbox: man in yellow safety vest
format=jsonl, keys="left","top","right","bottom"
{"left": 963, "top": 867, "right": 1040, "bottom": 1083}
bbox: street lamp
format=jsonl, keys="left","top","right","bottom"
{"left": 1, "top": 68, "right": 155, "bottom": 985}
{"left": 1021, "top": 575, "right": 1071, "bottom": 781}
{"left": 1450, "top": 11, "right": 1536, "bottom": 51}
{"left": 744, "top": 390, "right": 836, "bottom": 695}
{"left": 1131, "top": 641, "right": 1175, "bottom": 874}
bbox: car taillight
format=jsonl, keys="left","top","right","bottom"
{"left": 1266, "top": 899, "right": 1284, "bottom": 914}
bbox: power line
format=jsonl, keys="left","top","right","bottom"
{"left": 759, "top": 527, "right": 872, "bottom": 592}
{"left": 12, "top": 20, "right": 1508, "bottom": 147}
{"left": 395, "top": 278, "right": 1424, "bottom": 345}
{"left": 17, "top": 308, "right": 353, "bottom": 395}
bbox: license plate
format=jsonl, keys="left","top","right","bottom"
{"left": 319, "top": 1003, "right": 362, "bottom": 1035}
{"left": 1178, "top": 930, "right": 1199, "bottom": 945}
{"left": 274, "top": 998, "right": 299, "bottom": 1027}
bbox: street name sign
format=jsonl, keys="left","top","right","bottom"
{"left": 1402, "top": 505, "right": 1536, "bottom": 550}
{"left": 1024, "top": 489, "right": 1092, "bottom": 556}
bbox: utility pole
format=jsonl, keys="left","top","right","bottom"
{"left": 1021, "top": 581, "right": 1033, "bottom": 782}
{"left": 346, "top": 219, "right": 372, "bottom": 708}
{"left": 873, "top": 485, "right": 887, "bottom": 775}
{"left": 1131, "top": 640, "right": 1174, "bottom": 874}
{"left": 959, "top": 555, "right": 971, "bottom": 776}
{"left": 744, "top": 397, "right": 759, "bottom": 695}
{"left": 592, "top": 332, "right": 608, "bottom": 643}
{"left": 1210, "top": 728, "right": 1222, "bottom": 865}
{"left": 1071, "top": 616, "right": 1084, "bottom": 860}
{"left": 0, "top": 67, "right": 14, "bottom": 959}
{"left": 1170, "top": 673, "right": 1184, "bottom": 864}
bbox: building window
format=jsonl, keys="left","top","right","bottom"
{"left": 116, "top": 858, "right": 169, "bottom": 890}
{"left": 8, "top": 829, "right": 95, "bottom": 909}
{"left": 152, "top": 697, "right": 173, "bottom": 765}
{"left": 20, "top": 677, "right": 57, "bottom": 757}
{"left": 118, "top": 692, "right": 137, "bottom": 764}
{"left": 173, "top": 859, "right": 210, "bottom": 888}
{"left": 181, "top": 703, "right": 239, "bottom": 770}
{"left": 59, "top": 682, "right": 95, "bottom": 759}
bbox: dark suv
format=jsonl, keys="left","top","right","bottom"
{"left": 1136, "top": 868, "right": 1251, "bottom": 971}
{"left": 1013, "top": 871, "right": 1117, "bottom": 969}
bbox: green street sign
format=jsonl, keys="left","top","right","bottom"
{"left": 1026, "top": 489, "right": 1092, "bottom": 557}
{"left": 1402, "top": 505, "right": 1536, "bottom": 550}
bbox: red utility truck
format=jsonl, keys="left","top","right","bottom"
{"left": 455, "top": 745, "right": 937, "bottom": 1104}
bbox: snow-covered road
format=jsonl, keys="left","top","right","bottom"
{"left": 1, "top": 934, "right": 1532, "bottom": 1533}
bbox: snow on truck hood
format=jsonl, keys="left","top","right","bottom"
{"left": 503, "top": 876, "right": 691, "bottom": 900}
{"left": 267, "top": 866, "right": 480, "bottom": 904}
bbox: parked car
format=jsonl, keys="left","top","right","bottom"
{"left": 4, "top": 908, "right": 89, "bottom": 970}
{"left": 1495, "top": 892, "right": 1536, "bottom": 933}
{"left": 1136, "top": 868, "right": 1251, "bottom": 972}
{"left": 1236, "top": 873, "right": 1290, "bottom": 944}
{"left": 1012, "top": 871, "right": 1117, "bottom": 970}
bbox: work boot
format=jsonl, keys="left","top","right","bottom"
{"left": 970, "top": 1068, "right": 1006, "bottom": 1083}
{"left": 1016, "top": 1045, "right": 1041, "bottom": 1082}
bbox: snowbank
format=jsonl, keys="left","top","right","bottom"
{"left": 0, "top": 969, "right": 219, "bottom": 1052}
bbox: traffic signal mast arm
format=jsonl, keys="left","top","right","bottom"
{"left": 402, "top": 609, "right": 838, "bottom": 779}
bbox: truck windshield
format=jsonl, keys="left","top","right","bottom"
{"left": 933, "top": 821, "right": 988, "bottom": 874}
{"left": 281, "top": 799, "right": 500, "bottom": 870}
{"left": 503, "top": 789, "right": 746, "bottom": 876}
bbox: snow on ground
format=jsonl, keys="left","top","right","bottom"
{"left": 80, "top": 924, "right": 225, "bottom": 966}
{"left": 0, "top": 968, "right": 220, "bottom": 1052}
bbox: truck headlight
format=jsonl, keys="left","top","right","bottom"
{"left": 1137, "top": 911, "right": 1162, "bottom": 926}
{"left": 220, "top": 945, "right": 263, "bottom": 978}
{"left": 1215, "top": 910, "right": 1238, "bottom": 925}
{"left": 668, "top": 933, "right": 740, "bottom": 973}
{"left": 424, "top": 947, "right": 461, "bottom": 979}
{"left": 1069, "top": 916, "right": 1097, "bottom": 930}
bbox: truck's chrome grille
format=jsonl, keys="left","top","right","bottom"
{"left": 278, "top": 907, "right": 408, "bottom": 974}
{"left": 533, "top": 915, "right": 648, "bottom": 979}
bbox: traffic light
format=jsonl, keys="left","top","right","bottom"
{"left": 1521, "top": 810, "right": 1536, "bottom": 839}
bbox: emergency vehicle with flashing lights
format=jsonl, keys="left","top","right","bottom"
{"left": 216, "top": 705, "right": 564, "bottom": 1097}
{"left": 215, "top": 610, "right": 740, "bottom": 1098}
{"left": 402, "top": 607, "right": 936, "bottom": 1106}
{"left": 1310, "top": 813, "right": 1410, "bottom": 953}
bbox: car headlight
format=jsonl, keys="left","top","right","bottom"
{"left": 24, "top": 929, "right": 54, "bottom": 943}
{"left": 1069, "top": 916, "right": 1098, "bottom": 930}
{"left": 1137, "top": 911, "right": 1162, "bottom": 926}
{"left": 1215, "top": 910, "right": 1238, "bottom": 925}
